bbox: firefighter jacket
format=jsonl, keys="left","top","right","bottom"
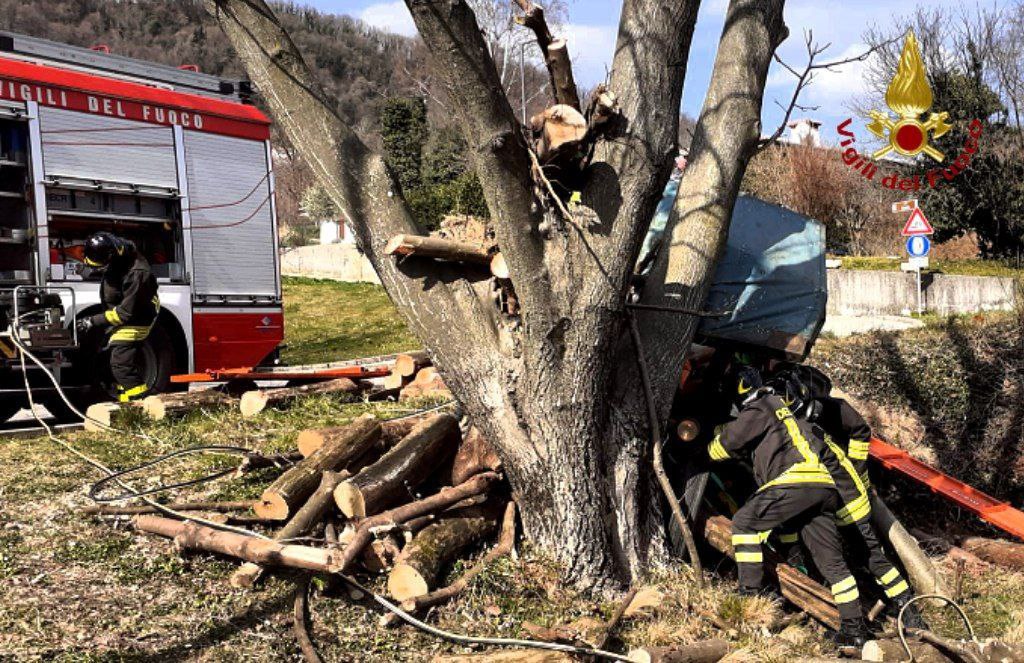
{"left": 89, "top": 250, "right": 160, "bottom": 343}
{"left": 706, "top": 391, "right": 835, "bottom": 491}
{"left": 814, "top": 397, "right": 873, "bottom": 483}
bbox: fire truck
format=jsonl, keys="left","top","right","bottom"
{"left": 0, "top": 32, "right": 283, "bottom": 422}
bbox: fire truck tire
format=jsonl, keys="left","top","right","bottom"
{"left": 69, "top": 321, "right": 181, "bottom": 405}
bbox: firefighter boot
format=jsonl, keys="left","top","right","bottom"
{"left": 891, "top": 594, "right": 929, "bottom": 631}
{"left": 833, "top": 617, "right": 872, "bottom": 649}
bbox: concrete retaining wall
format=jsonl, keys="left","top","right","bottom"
{"left": 827, "top": 269, "right": 1016, "bottom": 316}
{"left": 279, "top": 243, "right": 380, "bottom": 284}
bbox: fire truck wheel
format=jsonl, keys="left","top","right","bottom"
{"left": 70, "top": 321, "right": 180, "bottom": 404}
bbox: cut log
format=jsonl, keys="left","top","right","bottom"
{"left": 704, "top": 515, "right": 840, "bottom": 629}
{"left": 239, "top": 378, "right": 362, "bottom": 418}
{"left": 959, "top": 536, "right": 1024, "bottom": 570}
{"left": 82, "top": 500, "right": 253, "bottom": 516}
{"left": 384, "top": 234, "right": 491, "bottom": 265}
{"left": 399, "top": 367, "right": 451, "bottom": 401}
{"left": 232, "top": 469, "right": 349, "bottom": 589}
{"left": 383, "top": 370, "right": 407, "bottom": 391}
{"left": 361, "top": 535, "right": 402, "bottom": 574}
{"left": 530, "top": 104, "right": 586, "bottom": 164}
{"left": 871, "top": 495, "right": 950, "bottom": 597}
{"left": 255, "top": 414, "right": 380, "bottom": 520}
{"left": 334, "top": 413, "right": 460, "bottom": 518}
{"left": 338, "top": 472, "right": 501, "bottom": 574}
{"left": 861, "top": 638, "right": 952, "bottom": 662}
{"left": 140, "top": 389, "right": 234, "bottom": 420}
{"left": 297, "top": 412, "right": 435, "bottom": 458}
{"left": 627, "top": 639, "right": 730, "bottom": 663}
{"left": 84, "top": 402, "right": 131, "bottom": 431}
{"left": 134, "top": 515, "right": 343, "bottom": 572}
{"left": 395, "top": 502, "right": 516, "bottom": 617}
{"left": 235, "top": 450, "right": 304, "bottom": 475}
{"left": 490, "top": 253, "right": 509, "bottom": 279}
{"left": 387, "top": 500, "right": 504, "bottom": 601}
{"left": 451, "top": 427, "right": 503, "bottom": 486}
{"left": 432, "top": 651, "right": 573, "bottom": 663}
{"left": 395, "top": 351, "right": 431, "bottom": 378}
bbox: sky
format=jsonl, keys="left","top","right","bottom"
{"left": 320, "top": 0, "right": 1007, "bottom": 145}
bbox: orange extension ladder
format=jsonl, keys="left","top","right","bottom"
{"left": 870, "top": 437, "right": 1024, "bottom": 541}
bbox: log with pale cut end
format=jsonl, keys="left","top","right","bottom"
{"left": 239, "top": 378, "right": 362, "bottom": 417}
{"left": 490, "top": 252, "right": 509, "bottom": 279}
{"left": 530, "top": 104, "right": 586, "bottom": 163}
{"left": 134, "top": 515, "right": 343, "bottom": 573}
{"left": 861, "top": 638, "right": 951, "bottom": 662}
{"left": 255, "top": 414, "right": 379, "bottom": 520}
{"left": 296, "top": 411, "right": 437, "bottom": 458}
{"left": 361, "top": 535, "right": 402, "bottom": 574}
{"left": 450, "top": 427, "right": 502, "bottom": 486}
{"left": 231, "top": 469, "right": 349, "bottom": 589}
{"left": 384, "top": 234, "right": 491, "bottom": 265}
{"left": 398, "top": 367, "right": 451, "bottom": 401}
{"left": 84, "top": 402, "right": 130, "bottom": 431}
{"left": 626, "top": 639, "right": 729, "bottom": 663}
{"left": 383, "top": 370, "right": 407, "bottom": 391}
{"left": 141, "top": 389, "right": 234, "bottom": 420}
{"left": 387, "top": 501, "right": 504, "bottom": 601}
{"left": 334, "top": 413, "right": 460, "bottom": 518}
{"left": 394, "top": 350, "right": 430, "bottom": 377}
{"left": 544, "top": 39, "right": 580, "bottom": 112}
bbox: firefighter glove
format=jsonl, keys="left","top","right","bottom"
{"left": 75, "top": 317, "right": 93, "bottom": 334}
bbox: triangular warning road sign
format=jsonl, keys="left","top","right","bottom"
{"left": 901, "top": 208, "right": 934, "bottom": 236}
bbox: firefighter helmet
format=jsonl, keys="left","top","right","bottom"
{"left": 83, "top": 231, "right": 126, "bottom": 268}
{"left": 732, "top": 364, "right": 764, "bottom": 405}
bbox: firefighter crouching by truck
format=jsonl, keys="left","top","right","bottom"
{"left": 75, "top": 232, "right": 160, "bottom": 403}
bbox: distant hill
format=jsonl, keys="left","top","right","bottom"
{"left": 0, "top": 0, "right": 413, "bottom": 131}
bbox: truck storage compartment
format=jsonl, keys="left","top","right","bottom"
{"left": 0, "top": 117, "right": 32, "bottom": 285}
{"left": 184, "top": 130, "right": 277, "bottom": 301}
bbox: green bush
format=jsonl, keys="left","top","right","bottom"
{"left": 405, "top": 173, "right": 489, "bottom": 230}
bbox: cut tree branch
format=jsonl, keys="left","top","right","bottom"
{"left": 512, "top": 0, "right": 581, "bottom": 110}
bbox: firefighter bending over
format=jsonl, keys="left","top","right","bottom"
{"left": 773, "top": 364, "right": 927, "bottom": 629}
{"left": 706, "top": 365, "right": 872, "bottom": 647}
{"left": 75, "top": 232, "right": 160, "bottom": 402}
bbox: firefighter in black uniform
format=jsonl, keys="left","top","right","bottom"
{"left": 75, "top": 232, "right": 160, "bottom": 403}
{"left": 772, "top": 364, "right": 927, "bottom": 628}
{"left": 706, "top": 365, "right": 872, "bottom": 646}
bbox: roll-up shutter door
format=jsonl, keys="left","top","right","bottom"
{"left": 38, "top": 106, "right": 178, "bottom": 188}
{"left": 185, "top": 130, "right": 277, "bottom": 298}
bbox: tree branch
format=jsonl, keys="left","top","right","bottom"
{"left": 404, "top": 0, "right": 556, "bottom": 331}
{"left": 759, "top": 31, "right": 899, "bottom": 150}
{"left": 512, "top": 0, "right": 581, "bottom": 110}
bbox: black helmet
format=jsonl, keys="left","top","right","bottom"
{"left": 84, "top": 231, "right": 125, "bottom": 268}
{"left": 731, "top": 364, "right": 764, "bottom": 405}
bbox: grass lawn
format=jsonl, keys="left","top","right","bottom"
{"left": 281, "top": 277, "right": 417, "bottom": 365}
{"left": 1, "top": 279, "right": 1023, "bottom": 660}
{"left": 835, "top": 256, "right": 1024, "bottom": 278}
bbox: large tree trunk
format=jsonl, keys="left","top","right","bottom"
{"left": 206, "top": 0, "right": 787, "bottom": 589}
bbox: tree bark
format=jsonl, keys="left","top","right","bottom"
{"left": 398, "top": 367, "right": 451, "bottom": 401}
{"left": 297, "top": 412, "right": 437, "bottom": 458}
{"left": 232, "top": 469, "right": 348, "bottom": 589}
{"left": 626, "top": 640, "right": 730, "bottom": 663}
{"left": 134, "top": 515, "right": 343, "bottom": 572}
{"left": 140, "top": 389, "right": 234, "bottom": 420}
{"left": 239, "top": 378, "right": 363, "bottom": 417}
{"left": 387, "top": 500, "right": 504, "bottom": 601}
{"left": 82, "top": 500, "right": 253, "bottom": 516}
{"left": 334, "top": 413, "right": 460, "bottom": 518}
{"left": 861, "top": 638, "right": 952, "bottom": 662}
{"left": 871, "top": 495, "right": 949, "bottom": 597}
{"left": 255, "top": 414, "right": 380, "bottom": 520}
{"left": 959, "top": 536, "right": 1024, "bottom": 570}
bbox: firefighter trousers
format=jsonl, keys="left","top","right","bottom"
{"left": 731, "top": 485, "right": 863, "bottom": 620}
{"left": 109, "top": 340, "right": 148, "bottom": 402}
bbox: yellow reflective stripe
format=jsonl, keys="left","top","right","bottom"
{"left": 0, "top": 337, "right": 15, "bottom": 359}
{"left": 735, "top": 552, "right": 763, "bottom": 563}
{"left": 708, "top": 438, "right": 731, "bottom": 461}
{"left": 110, "top": 326, "right": 150, "bottom": 342}
{"left": 884, "top": 580, "right": 910, "bottom": 598}
{"left": 117, "top": 384, "right": 149, "bottom": 403}
{"left": 879, "top": 568, "right": 901, "bottom": 586}
{"left": 105, "top": 309, "right": 123, "bottom": 325}
{"left": 837, "top": 493, "right": 870, "bottom": 520}
{"left": 732, "top": 534, "right": 763, "bottom": 546}
{"left": 84, "top": 257, "right": 103, "bottom": 267}
{"left": 778, "top": 532, "right": 799, "bottom": 544}
{"left": 834, "top": 587, "right": 861, "bottom": 604}
{"left": 832, "top": 576, "right": 857, "bottom": 594}
{"left": 758, "top": 462, "right": 834, "bottom": 492}
{"left": 848, "top": 440, "right": 871, "bottom": 460}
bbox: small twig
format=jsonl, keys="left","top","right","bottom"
{"left": 292, "top": 575, "right": 323, "bottom": 663}
{"left": 527, "top": 146, "right": 576, "bottom": 223}
{"left": 594, "top": 587, "right": 638, "bottom": 651}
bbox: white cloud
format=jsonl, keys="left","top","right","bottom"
{"left": 358, "top": 2, "right": 417, "bottom": 37}
{"left": 766, "top": 42, "right": 876, "bottom": 115}
{"left": 561, "top": 24, "right": 618, "bottom": 86}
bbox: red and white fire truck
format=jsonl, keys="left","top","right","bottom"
{"left": 0, "top": 32, "right": 284, "bottom": 422}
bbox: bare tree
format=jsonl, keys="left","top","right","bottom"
{"left": 204, "top": 0, "right": 788, "bottom": 589}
